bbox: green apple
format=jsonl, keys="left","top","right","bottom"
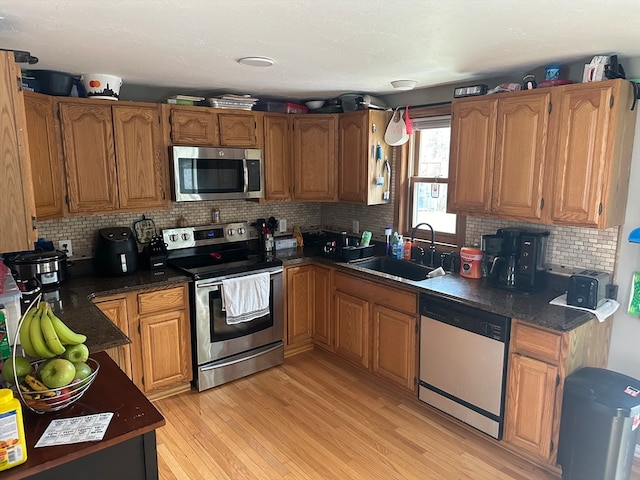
{"left": 72, "top": 361, "right": 93, "bottom": 380}
{"left": 38, "top": 358, "right": 76, "bottom": 388}
{"left": 62, "top": 343, "right": 89, "bottom": 363}
{"left": 2, "top": 356, "right": 33, "bottom": 384}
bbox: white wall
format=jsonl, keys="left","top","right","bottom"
{"left": 609, "top": 116, "right": 640, "bottom": 379}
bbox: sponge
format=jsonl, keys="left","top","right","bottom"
{"left": 628, "top": 272, "right": 640, "bottom": 316}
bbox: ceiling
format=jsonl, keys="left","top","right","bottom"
{"left": 1, "top": 0, "right": 640, "bottom": 100}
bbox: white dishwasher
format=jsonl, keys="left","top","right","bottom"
{"left": 419, "top": 294, "right": 510, "bottom": 439}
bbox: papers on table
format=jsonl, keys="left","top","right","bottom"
{"left": 35, "top": 412, "right": 113, "bottom": 447}
{"left": 549, "top": 293, "right": 619, "bottom": 322}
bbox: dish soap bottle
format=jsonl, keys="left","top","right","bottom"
{"left": 395, "top": 235, "right": 404, "bottom": 259}
{"left": 403, "top": 239, "right": 412, "bottom": 260}
{"left": 390, "top": 232, "right": 399, "bottom": 258}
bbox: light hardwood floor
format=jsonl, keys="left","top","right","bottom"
{"left": 153, "top": 349, "right": 637, "bottom": 480}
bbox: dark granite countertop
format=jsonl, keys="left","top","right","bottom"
{"left": 275, "top": 248, "right": 596, "bottom": 332}
{"left": 37, "top": 260, "right": 191, "bottom": 354}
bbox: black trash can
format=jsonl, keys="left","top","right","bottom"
{"left": 558, "top": 367, "right": 640, "bottom": 480}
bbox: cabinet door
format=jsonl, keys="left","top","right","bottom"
{"left": 263, "top": 114, "right": 291, "bottom": 200}
{"left": 138, "top": 309, "right": 191, "bottom": 393}
{"left": 338, "top": 111, "right": 368, "bottom": 203}
{"left": 311, "top": 265, "right": 332, "bottom": 349}
{"left": 218, "top": 112, "right": 258, "bottom": 147}
{"left": 93, "top": 296, "right": 133, "bottom": 380}
{"left": 0, "top": 52, "right": 38, "bottom": 252}
{"left": 59, "top": 102, "right": 118, "bottom": 213}
{"left": 23, "top": 93, "right": 64, "bottom": 220}
{"left": 448, "top": 98, "right": 497, "bottom": 214}
{"left": 112, "top": 105, "right": 166, "bottom": 210}
{"left": 505, "top": 353, "right": 558, "bottom": 460}
{"left": 292, "top": 115, "right": 337, "bottom": 201}
{"left": 550, "top": 83, "right": 615, "bottom": 227}
{"left": 492, "top": 92, "right": 550, "bottom": 221}
{"left": 372, "top": 305, "right": 416, "bottom": 391}
{"left": 169, "top": 108, "right": 219, "bottom": 146}
{"left": 334, "top": 291, "right": 369, "bottom": 368}
{"left": 286, "top": 265, "right": 313, "bottom": 346}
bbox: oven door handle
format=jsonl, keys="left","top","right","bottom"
{"left": 196, "top": 269, "right": 282, "bottom": 289}
{"left": 199, "top": 343, "right": 282, "bottom": 371}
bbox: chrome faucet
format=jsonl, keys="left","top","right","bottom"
{"left": 411, "top": 223, "right": 436, "bottom": 267}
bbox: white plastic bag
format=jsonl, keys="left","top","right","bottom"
{"left": 384, "top": 108, "right": 409, "bottom": 146}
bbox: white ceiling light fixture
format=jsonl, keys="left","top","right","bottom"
{"left": 237, "top": 56, "right": 275, "bottom": 67}
{"left": 391, "top": 79, "right": 417, "bottom": 91}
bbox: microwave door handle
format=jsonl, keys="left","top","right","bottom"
{"left": 243, "top": 160, "right": 249, "bottom": 193}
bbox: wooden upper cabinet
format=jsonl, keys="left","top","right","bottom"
{"left": 449, "top": 79, "right": 637, "bottom": 229}
{"left": 218, "top": 111, "right": 258, "bottom": 147}
{"left": 448, "top": 97, "right": 497, "bottom": 214}
{"left": 60, "top": 100, "right": 167, "bottom": 214}
{"left": 550, "top": 80, "right": 637, "bottom": 228}
{"left": 58, "top": 101, "right": 119, "bottom": 213}
{"left": 338, "top": 111, "right": 368, "bottom": 203}
{"left": 168, "top": 106, "right": 219, "bottom": 146}
{"left": 23, "top": 92, "right": 64, "bottom": 220}
{"left": 0, "top": 51, "right": 38, "bottom": 252}
{"left": 263, "top": 114, "right": 291, "bottom": 200}
{"left": 491, "top": 92, "right": 550, "bottom": 221}
{"left": 292, "top": 115, "right": 337, "bottom": 201}
{"left": 112, "top": 105, "right": 165, "bottom": 210}
{"left": 338, "top": 110, "right": 391, "bottom": 205}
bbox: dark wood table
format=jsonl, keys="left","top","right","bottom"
{"left": 0, "top": 352, "right": 165, "bottom": 480}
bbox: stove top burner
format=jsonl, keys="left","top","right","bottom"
{"left": 162, "top": 221, "right": 282, "bottom": 280}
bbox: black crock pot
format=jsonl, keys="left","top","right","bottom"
{"left": 12, "top": 250, "right": 68, "bottom": 286}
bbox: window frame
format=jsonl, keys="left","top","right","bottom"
{"left": 396, "top": 103, "right": 466, "bottom": 249}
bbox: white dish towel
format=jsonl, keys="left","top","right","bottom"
{"left": 221, "top": 272, "right": 271, "bottom": 325}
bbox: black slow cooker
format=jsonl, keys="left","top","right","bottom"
{"left": 11, "top": 250, "right": 68, "bottom": 286}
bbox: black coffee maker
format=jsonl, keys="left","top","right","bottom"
{"left": 485, "top": 228, "right": 550, "bottom": 294}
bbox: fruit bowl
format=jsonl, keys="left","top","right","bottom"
{"left": 14, "top": 358, "right": 99, "bottom": 414}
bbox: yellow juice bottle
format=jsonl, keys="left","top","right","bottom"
{"left": 0, "top": 388, "right": 27, "bottom": 470}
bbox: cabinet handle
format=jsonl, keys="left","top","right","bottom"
{"left": 610, "top": 95, "right": 614, "bottom": 109}
{"left": 598, "top": 203, "right": 603, "bottom": 215}
{"left": 540, "top": 198, "right": 544, "bottom": 210}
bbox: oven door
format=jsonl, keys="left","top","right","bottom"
{"left": 193, "top": 268, "right": 283, "bottom": 366}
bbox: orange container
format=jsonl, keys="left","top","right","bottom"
{"left": 460, "top": 247, "right": 483, "bottom": 279}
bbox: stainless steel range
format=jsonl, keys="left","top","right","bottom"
{"left": 163, "top": 222, "right": 284, "bottom": 391}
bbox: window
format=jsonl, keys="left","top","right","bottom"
{"left": 399, "top": 104, "right": 465, "bottom": 248}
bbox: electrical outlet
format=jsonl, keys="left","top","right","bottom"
{"left": 352, "top": 220, "right": 360, "bottom": 234}
{"left": 58, "top": 239, "right": 73, "bottom": 258}
{"left": 279, "top": 219, "right": 287, "bottom": 233}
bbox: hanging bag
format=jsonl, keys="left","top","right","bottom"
{"left": 384, "top": 108, "right": 409, "bottom": 146}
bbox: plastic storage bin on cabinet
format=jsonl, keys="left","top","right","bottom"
{"left": 557, "top": 367, "right": 640, "bottom": 480}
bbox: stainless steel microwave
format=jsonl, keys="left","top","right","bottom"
{"left": 170, "top": 146, "right": 264, "bottom": 201}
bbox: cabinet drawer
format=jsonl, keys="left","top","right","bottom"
{"left": 511, "top": 322, "right": 562, "bottom": 363}
{"left": 137, "top": 285, "right": 186, "bottom": 315}
{"left": 334, "top": 271, "right": 417, "bottom": 315}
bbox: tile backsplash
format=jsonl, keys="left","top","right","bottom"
{"left": 36, "top": 200, "right": 321, "bottom": 259}
{"left": 36, "top": 199, "right": 618, "bottom": 274}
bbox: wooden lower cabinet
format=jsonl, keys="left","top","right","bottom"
{"left": 93, "top": 282, "right": 192, "bottom": 400}
{"left": 93, "top": 295, "right": 133, "bottom": 380}
{"left": 285, "top": 264, "right": 332, "bottom": 356}
{"left": 332, "top": 271, "right": 418, "bottom": 391}
{"left": 372, "top": 305, "right": 417, "bottom": 390}
{"left": 334, "top": 290, "right": 370, "bottom": 368}
{"left": 504, "top": 318, "right": 611, "bottom": 464}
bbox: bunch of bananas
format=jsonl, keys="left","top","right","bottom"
{"left": 18, "top": 375, "right": 56, "bottom": 401}
{"left": 19, "top": 302, "right": 87, "bottom": 359}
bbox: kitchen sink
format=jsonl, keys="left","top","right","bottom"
{"left": 354, "top": 257, "right": 435, "bottom": 281}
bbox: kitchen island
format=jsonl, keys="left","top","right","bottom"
{"left": 1, "top": 351, "right": 165, "bottom": 480}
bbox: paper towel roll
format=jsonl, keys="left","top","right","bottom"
{"left": 628, "top": 272, "right": 640, "bottom": 316}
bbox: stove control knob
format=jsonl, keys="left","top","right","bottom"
{"left": 181, "top": 233, "right": 190, "bottom": 241}
{"left": 169, "top": 234, "right": 178, "bottom": 242}
{"left": 227, "top": 229, "right": 234, "bottom": 236}
{"left": 237, "top": 227, "right": 245, "bottom": 235}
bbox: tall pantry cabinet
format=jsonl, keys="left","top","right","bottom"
{"left": 0, "top": 51, "right": 38, "bottom": 253}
